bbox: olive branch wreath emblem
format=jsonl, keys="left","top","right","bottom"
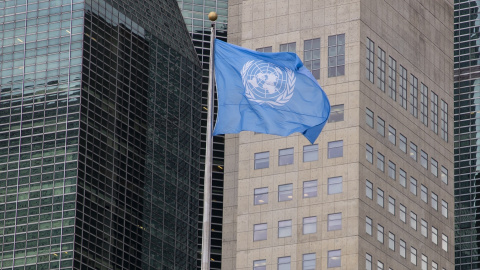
{"left": 241, "top": 60, "right": 296, "bottom": 107}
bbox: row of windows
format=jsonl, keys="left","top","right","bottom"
{"left": 365, "top": 108, "right": 449, "bottom": 185}
{"left": 366, "top": 252, "right": 445, "bottom": 270}
{"left": 254, "top": 176, "right": 342, "bottom": 205}
{"left": 365, "top": 216, "right": 448, "bottom": 267}
{"left": 365, "top": 37, "right": 448, "bottom": 142}
{"left": 254, "top": 140, "right": 344, "bottom": 169}
{"left": 253, "top": 250, "right": 341, "bottom": 270}
{"left": 253, "top": 212, "right": 342, "bottom": 241}
{"left": 256, "top": 33, "right": 345, "bottom": 79}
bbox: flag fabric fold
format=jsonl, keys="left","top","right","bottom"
{"left": 212, "top": 39, "right": 330, "bottom": 144}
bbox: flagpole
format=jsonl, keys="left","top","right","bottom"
{"left": 201, "top": 11, "right": 217, "bottom": 270}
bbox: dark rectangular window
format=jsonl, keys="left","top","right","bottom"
{"left": 304, "top": 38, "right": 320, "bottom": 79}
{"left": 420, "top": 83, "right": 428, "bottom": 126}
{"left": 399, "top": 65, "right": 407, "bottom": 109}
{"left": 388, "top": 56, "right": 397, "bottom": 101}
{"left": 328, "top": 104, "right": 344, "bottom": 123}
{"left": 377, "top": 47, "right": 386, "bottom": 91}
{"left": 431, "top": 91, "right": 438, "bottom": 134}
{"left": 366, "top": 38, "right": 374, "bottom": 83}
{"left": 409, "top": 74, "right": 418, "bottom": 117}
{"left": 280, "top": 42, "right": 296, "bottom": 53}
{"left": 328, "top": 34, "right": 345, "bottom": 77}
{"left": 441, "top": 99, "right": 448, "bottom": 142}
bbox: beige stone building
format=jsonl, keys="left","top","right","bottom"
{"left": 221, "top": 0, "right": 454, "bottom": 269}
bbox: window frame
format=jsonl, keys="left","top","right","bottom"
{"left": 388, "top": 56, "right": 397, "bottom": 101}
{"left": 420, "top": 83, "right": 428, "bottom": 126}
{"left": 303, "top": 144, "right": 318, "bottom": 162}
{"left": 278, "top": 148, "right": 294, "bottom": 166}
{"left": 278, "top": 220, "right": 292, "bottom": 238}
{"left": 366, "top": 144, "right": 373, "bottom": 163}
{"left": 278, "top": 183, "right": 293, "bottom": 202}
{"left": 327, "top": 249, "right": 341, "bottom": 268}
{"left": 376, "top": 152, "right": 385, "bottom": 172}
{"left": 366, "top": 216, "right": 373, "bottom": 235}
{"left": 327, "top": 212, "right": 342, "bottom": 231}
{"left": 377, "top": 47, "right": 386, "bottom": 91}
{"left": 431, "top": 91, "right": 438, "bottom": 134}
{"left": 327, "top": 34, "right": 345, "bottom": 77}
{"left": 254, "top": 187, "right": 268, "bottom": 205}
{"left": 327, "top": 176, "right": 343, "bottom": 195}
{"left": 254, "top": 151, "right": 269, "bottom": 169}
{"left": 377, "top": 188, "right": 384, "bottom": 208}
{"left": 409, "top": 74, "right": 418, "bottom": 117}
{"left": 328, "top": 104, "right": 344, "bottom": 123}
{"left": 377, "top": 117, "right": 385, "bottom": 137}
{"left": 302, "top": 253, "right": 316, "bottom": 270}
{"left": 366, "top": 38, "right": 375, "bottom": 83}
{"left": 399, "top": 65, "right": 407, "bottom": 109}
{"left": 366, "top": 180, "right": 373, "bottom": 199}
{"left": 304, "top": 38, "right": 320, "bottom": 79}
{"left": 410, "top": 142, "right": 417, "bottom": 161}
{"left": 253, "top": 223, "right": 268, "bottom": 241}
{"left": 388, "top": 196, "right": 395, "bottom": 215}
{"left": 366, "top": 108, "right": 374, "bottom": 128}
{"left": 377, "top": 224, "right": 384, "bottom": 243}
{"left": 303, "top": 216, "right": 317, "bottom": 235}
{"left": 303, "top": 180, "right": 318, "bottom": 198}
{"left": 328, "top": 140, "right": 343, "bottom": 159}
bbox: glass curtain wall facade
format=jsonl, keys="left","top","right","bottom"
{"left": 177, "top": 0, "right": 228, "bottom": 269}
{"left": 455, "top": 1, "right": 480, "bottom": 269}
{"left": 0, "top": 0, "right": 202, "bottom": 269}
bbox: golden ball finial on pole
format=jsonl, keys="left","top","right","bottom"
{"left": 208, "top": 11, "right": 218, "bottom": 21}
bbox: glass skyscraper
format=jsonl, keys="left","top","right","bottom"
{"left": 455, "top": 0, "right": 480, "bottom": 269}
{"left": 0, "top": 0, "right": 202, "bottom": 269}
{"left": 177, "top": 1, "right": 228, "bottom": 269}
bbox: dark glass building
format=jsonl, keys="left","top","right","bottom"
{"left": 455, "top": 0, "right": 480, "bottom": 269}
{"left": 0, "top": 0, "right": 202, "bottom": 269}
{"left": 177, "top": 1, "right": 228, "bottom": 269}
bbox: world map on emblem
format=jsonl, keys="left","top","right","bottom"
{"left": 241, "top": 60, "right": 295, "bottom": 106}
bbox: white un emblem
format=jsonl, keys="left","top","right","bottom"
{"left": 241, "top": 60, "right": 296, "bottom": 106}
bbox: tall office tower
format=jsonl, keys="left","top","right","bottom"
{"left": 0, "top": 0, "right": 202, "bottom": 269}
{"left": 222, "top": 0, "right": 455, "bottom": 269}
{"left": 454, "top": 1, "right": 480, "bottom": 269}
{"left": 177, "top": 0, "right": 228, "bottom": 268}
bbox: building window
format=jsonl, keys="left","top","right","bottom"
{"left": 431, "top": 91, "right": 438, "bottom": 134}
{"left": 377, "top": 261, "right": 384, "bottom": 270}
{"left": 377, "top": 224, "right": 384, "bottom": 243}
{"left": 366, "top": 108, "right": 374, "bottom": 128}
{"left": 377, "top": 188, "right": 384, "bottom": 207}
{"left": 432, "top": 261, "right": 438, "bottom": 270}
{"left": 442, "top": 234, "right": 448, "bottom": 252}
{"left": 327, "top": 213, "right": 342, "bottom": 231}
{"left": 421, "top": 185, "right": 428, "bottom": 203}
{"left": 366, "top": 216, "right": 373, "bottom": 235}
{"left": 388, "top": 126, "right": 396, "bottom": 145}
{"left": 410, "top": 177, "right": 417, "bottom": 196}
{"left": 329, "top": 104, "right": 344, "bottom": 123}
{"left": 278, "top": 184, "right": 293, "bottom": 202}
{"left": 280, "top": 42, "right": 296, "bottom": 53}
{"left": 256, "top": 47, "right": 272, "bottom": 52}
{"left": 328, "top": 34, "right": 345, "bottom": 77}
{"left": 279, "top": 148, "right": 294, "bottom": 166}
{"left": 303, "top": 180, "right": 318, "bottom": 198}
{"left": 366, "top": 144, "right": 373, "bottom": 163}
{"left": 366, "top": 180, "right": 373, "bottom": 199}
{"left": 388, "top": 196, "right": 395, "bottom": 215}
{"left": 421, "top": 219, "right": 428, "bottom": 238}
{"left": 303, "top": 216, "right": 317, "bottom": 234}
{"left": 441, "top": 100, "right": 448, "bottom": 142}
{"left": 377, "top": 47, "right": 386, "bottom": 91}
{"left": 410, "top": 74, "right": 418, "bottom": 117}
{"left": 327, "top": 250, "right": 341, "bottom": 268}
{"left": 302, "top": 253, "right": 316, "bottom": 270}
{"left": 400, "top": 204, "right": 406, "bottom": 223}
{"left": 389, "top": 232, "right": 395, "bottom": 250}
{"left": 366, "top": 254, "right": 372, "bottom": 270}
{"left": 441, "top": 200, "right": 448, "bottom": 218}
{"left": 253, "top": 259, "right": 267, "bottom": 270}
{"left": 421, "top": 83, "right": 428, "bottom": 126}
{"left": 388, "top": 161, "right": 396, "bottom": 180}
{"left": 304, "top": 38, "right": 320, "bottom": 79}
{"left": 432, "top": 192, "right": 438, "bottom": 210}
{"left": 410, "top": 211, "right": 417, "bottom": 230}
{"left": 411, "top": 246, "right": 417, "bottom": 265}
{"left": 399, "top": 65, "right": 407, "bottom": 109}
{"left": 377, "top": 152, "right": 385, "bottom": 172}
{"left": 432, "top": 227, "right": 438, "bottom": 245}
{"left": 431, "top": 158, "right": 438, "bottom": 177}
{"left": 278, "top": 256, "right": 291, "bottom": 270}
{"left": 254, "top": 187, "right": 268, "bottom": 205}
{"left": 254, "top": 223, "right": 267, "bottom": 241}
{"left": 328, "top": 140, "right": 343, "bottom": 158}
{"left": 400, "top": 239, "right": 406, "bottom": 258}
{"left": 420, "top": 150, "right": 428, "bottom": 169}
{"left": 303, "top": 144, "right": 318, "bottom": 162}
{"left": 398, "top": 170, "right": 407, "bottom": 189}
{"left": 377, "top": 117, "right": 385, "bottom": 136}
{"left": 441, "top": 166, "right": 448, "bottom": 184}
{"left": 366, "top": 38, "right": 375, "bottom": 83}
{"left": 421, "top": 255, "right": 428, "bottom": 270}
{"left": 328, "top": 176, "right": 343, "bottom": 194}
{"left": 278, "top": 220, "right": 292, "bottom": 238}
{"left": 410, "top": 142, "right": 417, "bottom": 161}
{"left": 399, "top": 134, "right": 407, "bottom": 153}
{"left": 255, "top": 152, "right": 269, "bottom": 169}
{"left": 388, "top": 56, "right": 397, "bottom": 101}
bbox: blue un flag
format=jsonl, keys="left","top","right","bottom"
{"left": 212, "top": 39, "right": 330, "bottom": 144}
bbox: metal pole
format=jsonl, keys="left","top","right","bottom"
{"left": 201, "top": 12, "right": 217, "bottom": 270}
